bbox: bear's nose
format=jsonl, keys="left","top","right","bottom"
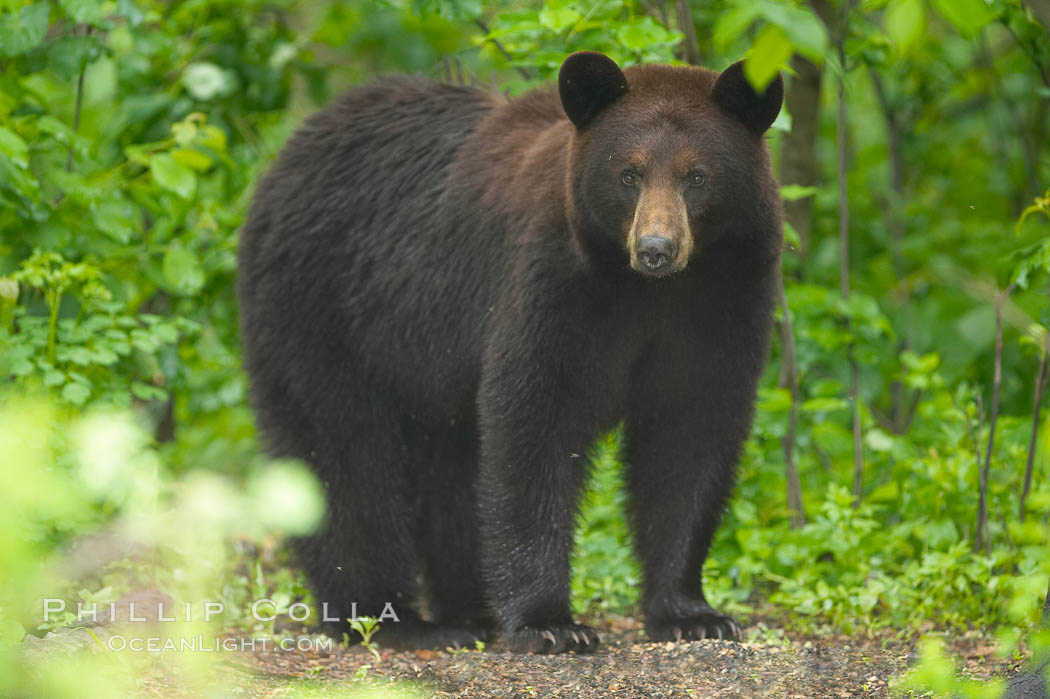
{"left": 637, "top": 236, "right": 676, "bottom": 271}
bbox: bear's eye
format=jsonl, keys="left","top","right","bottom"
{"left": 621, "top": 170, "right": 637, "bottom": 186}
{"left": 689, "top": 171, "right": 706, "bottom": 188}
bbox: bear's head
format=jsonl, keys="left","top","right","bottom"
{"left": 559, "top": 51, "right": 783, "bottom": 278}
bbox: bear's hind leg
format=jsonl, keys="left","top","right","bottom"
{"left": 416, "top": 426, "right": 495, "bottom": 643}
{"left": 288, "top": 400, "right": 449, "bottom": 650}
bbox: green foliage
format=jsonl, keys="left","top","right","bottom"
{"left": 572, "top": 426, "right": 640, "bottom": 615}
{"left": 712, "top": 0, "right": 828, "bottom": 87}
{"left": 0, "top": 395, "right": 325, "bottom": 696}
{"left": 893, "top": 637, "right": 1006, "bottom": 697}
{"left": 350, "top": 616, "right": 383, "bottom": 663}
{"left": 482, "top": 0, "right": 683, "bottom": 89}
{"left": 4, "top": 250, "right": 195, "bottom": 406}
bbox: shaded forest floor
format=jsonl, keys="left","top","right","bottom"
{"left": 216, "top": 615, "right": 1021, "bottom": 697}
{"left": 20, "top": 608, "right": 1031, "bottom": 696}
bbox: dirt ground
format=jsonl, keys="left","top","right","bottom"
{"left": 219, "top": 615, "right": 1023, "bottom": 698}
{"left": 20, "top": 606, "right": 1031, "bottom": 697}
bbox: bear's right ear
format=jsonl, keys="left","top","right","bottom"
{"left": 559, "top": 51, "right": 629, "bottom": 129}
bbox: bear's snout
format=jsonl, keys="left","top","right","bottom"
{"left": 627, "top": 185, "right": 693, "bottom": 278}
{"left": 636, "top": 235, "right": 677, "bottom": 274}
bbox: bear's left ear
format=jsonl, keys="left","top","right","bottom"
{"left": 559, "top": 51, "right": 629, "bottom": 129}
{"left": 712, "top": 60, "right": 784, "bottom": 135}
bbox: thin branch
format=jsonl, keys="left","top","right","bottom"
{"left": 675, "top": 0, "right": 702, "bottom": 65}
{"left": 66, "top": 25, "right": 88, "bottom": 173}
{"left": 777, "top": 274, "right": 805, "bottom": 528}
{"left": 869, "top": 70, "right": 906, "bottom": 279}
{"left": 780, "top": 55, "right": 823, "bottom": 261}
{"left": 870, "top": 68, "right": 920, "bottom": 434}
{"left": 641, "top": 0, "right": 669, "bottom": 28}
{"left": 1020, "top": 289, "right": 1050, "bottom": 521}
{"left": 475, "top": 19, "right": 531, "bottom": 81}
{"left": 836, "top": 12, "right": 851, "bottom": 307}
{"left": 952, "top": 389, "right": 984, "bottom": 547}
{"left": 1020, "top": 340, "right": 1048, "bottom": 520}
{"left": 1024, "top": 0, "right": 1050, "bottom": 35}
{"left": 978, "top": 283, "right": 1014, "bottom": 552}
{"left": 833, "top": 3, "right": 864, "bottom": 507}
{"left": 1001, "top": 18, "right": 1050, "bottom": 88}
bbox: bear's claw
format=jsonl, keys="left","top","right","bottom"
{"left": 648, "top": 610, "right": 743, "bottom": 643}
{"left": 501, "top": 623, "right": 601, "bottom": 654}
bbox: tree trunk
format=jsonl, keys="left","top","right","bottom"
{"left": 780, "top": 55, "right": 823, "bottom": 260}
{"left": 831, "top": 8, "right": 864, "bottom": 506}
{"left": 977, "top": 285, "right": 1013, "bottom": 552}
{"left": 1024, "top": 0, "right": 1050, "bottom": 34}
{"left": 1020, "top": 321, "right": 1049, "bottom": 521}
{"left": 870, "top": 70, "right": 918, "bottom": 433}
{"left": 776, "top": 46, "right": 822, "bottom": 529}
{"left": 777, "top": 275, "right": 806, "bottom": 528}
{"left": 675, "top": 0, "right": 702, "bottom": 66}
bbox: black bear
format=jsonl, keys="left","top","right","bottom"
{"left": 237, "top": 51, "right": 783, "bottom": 653}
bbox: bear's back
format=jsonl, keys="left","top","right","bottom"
{"left": 239, "top": 76, "right": 498, "bottom": 296}
{"left": 238, "top": 77, "right": 508, "bottom": 426}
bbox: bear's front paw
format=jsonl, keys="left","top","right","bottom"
{"left": 500, "top": 623, "right": 601, "bottom": 654}
{"left": 647, "top": 609, "right": 743, "bottom": 643}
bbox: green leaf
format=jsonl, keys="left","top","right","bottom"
{"left": 249, "top": 462, "right": 326, "bottom": 536}
{"left": 758, "top": 4, "right": 828, "bottom": 62}
{"left": 65, "top": 347, "right": 93, "bottom": 365}
{"left": 781, "top": 185, "right": 818, "bottom": 202}
{"left": 150, "top": 153, "right": 196, "bottom": 199}
{"left": 11, "top": 357, "right": 34, "bottom": 376}
{"left": 197, "top": 125, "right": 228, "bottom": 155}
{"left": 90, "top": 346, "right": 118, "bottom": 365}
{"left": 923, "top": 519, "right": 960, "bottom": 548}
{"left": 131, "top": 381, "right": 166, "bottom": 401}
{"left": 538, "top": 1, "right": 581, "bottom": 33}
{"left": 801, "top": 397, "right": 850, "bottom": 413}
{"left": 61, "top": 381, "right": 91, "bottom": 405}
{"left": 162, "top": 242, "right": 205, "bottom": 296}
{"left": 172, "top": 147, "right": 213, "bottom": 172}
{"left": 46, "top": 35, "right": 103, "bottom": 81}
{"left": 171, "top": 119, "right": 198, "bottom": 147}
{"left": 864, "top": 428, "right": 894, "bottom": 452}
{"left": 928, "top": 0, "right": 997, "bottom": 36}
{"left": 783, "top": 220, "right": 801, "bottom": 250}
{"left": 413, "top": 0, "right": 481, "bottom": 21}
{"left": 129, "top": 328, "right": 158, "bottom": 353}
{"left": 0, "top": 127, "right": 28, "bottom": 168}
{"left": 116, "top": 0, "right": 144, "bottom": 26}
{"left": 36, "top": 116, "right": 77, "bottom": 145}
{"left": 91, "top": 197, "right": 140, "bottom": 244}
{"left": 744, "top": 24, "right": 793, "bottom": 91}
{"left": 901, "top": 350, "right": 940, "bottom": 373}
{"left": 182, "top": 62, "right": 228, "bottom": 101}
{"left": 0, "top": 2, "right": 49, "bottom": 57}
{"left": 0, "top": 277, "right": 18, "bottom": 304}
{"left": 43, "top": 368, "right": 65, "bottom": 386}
{"left": 885, "top": 0, "right": 925, "bottom": 55}
{"left": 615, "top": 18, "right": 678, "bottom": 51}
{"left": 0, "top": 615, "right": 24, "bottom": 650}
{"left": 713, "top": 4, "right": 760, "bottom": 54}
{"left": 758, "top": 387, "right": 792, "bottom": 412}
{"left": 59, "top": 0, "right": 104, "bottom": 25}
{"left": 151, "top": 321, "right": 178, "bottom": 344}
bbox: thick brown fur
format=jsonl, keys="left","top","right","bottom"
{"left": 237, "top": 53, "right": 783, "bottom": 653}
